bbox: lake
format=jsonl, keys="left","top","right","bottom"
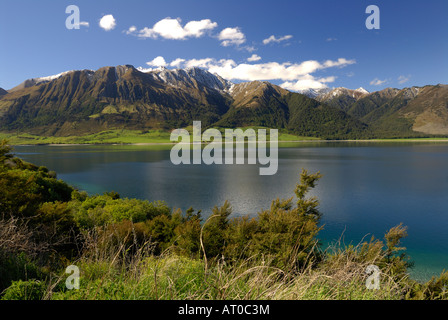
{"left": 14, "top": 142, "right": 448, "bottom": 281}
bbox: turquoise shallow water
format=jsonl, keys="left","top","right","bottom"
{"left": 14, "top": 142, "right": 448, "bottom": 281}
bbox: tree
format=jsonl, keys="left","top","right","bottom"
{"left": 225, "top": 169, "right": 324, "bottom": 271}
{"left": 202, "top": 201, "right": 232, "bottom": 259}
{"left": 295, "top": 169, "right": 323, "bottom": 218}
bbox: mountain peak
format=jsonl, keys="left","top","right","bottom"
{"left": 298, "top": 87, "right": 332, "bottom": 99}
{"left": 8, "top": 69, "right": 98, "bottom": 92}
{"left": 9, "top": 70, "right": 73, "bottom": 92}
{"left": 229, "top": 80, "right": 289, "bottom": 109}
{"left": 147, "top": 66, "right": 233, "bottom": 93}
{"left": 356, "top": 87, "right": 369, "bottom": 94}
{"left": 318, "top": 87, "right": 370, "bottom": 101}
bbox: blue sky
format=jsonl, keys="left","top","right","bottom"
{"left": 0, "top": 0, "right": 447, "bottom": 92}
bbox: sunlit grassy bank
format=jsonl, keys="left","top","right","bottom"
{"left": 0, "top": 128, "right": 320, "bottom": 146}
{"left": 3, "top": 128, "right": 448, "bottom": 146}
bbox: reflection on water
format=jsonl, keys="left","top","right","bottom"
{"left": 14, "top": 142, "right": 448, "bottom": 281}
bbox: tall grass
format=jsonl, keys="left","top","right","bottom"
{"left": 37, "top": 225, "right": 405, "bottom": 301}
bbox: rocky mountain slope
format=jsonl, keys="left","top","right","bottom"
{"left": 0, "top": 65, "right": 231, "bottom": 136}
{"left": 0, "top": 65, "right": 446, "bottom": 139}
{"left": 315, "top": 87, "right": 370, "bottom": 111}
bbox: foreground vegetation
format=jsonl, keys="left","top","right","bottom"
{"left": 1, "top": 139, "right": 447, "bottom": 300}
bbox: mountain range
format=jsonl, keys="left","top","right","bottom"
{"left": 0, "top": 65, "right": 447, "bottom": 139}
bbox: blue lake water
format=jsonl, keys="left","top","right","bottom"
{"left": 14, "top": 142, "right": 448, "bottom": 281}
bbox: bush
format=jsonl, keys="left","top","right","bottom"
{"left": 406, "top": 271, "right": 448, "bottom": 300}
{"left": 202, "top": 201, "right": 232, "bottom": 259}
{"left": 94, "top": 220, "right": 151, "bottom": 257}
{"left": 145, "top": 215, "right": 179, "bottom": 254}
{"left": 33, "top": 202, "right": 81, "bottom": 259}
{"left": 0, "top": 218, "right": 46, "bottom": 292}
{"left": 0, "top": 168, "right": 73, "bottom": 218}
{"left": 221, "top": 169, "right": 323, "bottom": 271}
{"left": 72, "top": 194, "right": 172, "bottom": 229}
{"left": 174, "top": 208, "right": 202, "bottom": 258}
{"left": 0, "top": 253, "right": 43, "bottom": 293}
{"left": 1, "top": 280, "right": 46, "bottom": 300}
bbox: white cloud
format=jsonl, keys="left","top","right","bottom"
{"left": 370, "top": 78, "right": 387, "bottom": 86}
{"left": 263, "top": 35, "right": 293, "bottom": 45}
{"left": 184, "top": 58, "right": 215, "bottom": 69}
{"left": 319, "top": 76, "right": 337, "bottom": 83}
{"left": 243, "top": 46, "right": 257, "bottom": 53}
{"left": 151, "top": 56, "right": 355, "bottom": 90}
{"left": 125, "top": 26, "right": 137, "bottom": 34}
{"left": 218, "top": 27, "right": 246, "bottom": 46}
{"left": 398, "top": 75, "right": 411, "bottom": 84}
{"left": 170, "top": 58, "right": 186, "bottom": 68}
{"left": 145, "top": 57, "right": 213, "bottom": 70}
{"left": 280, "top": 75, "right": 337, "bottom": 91}
{"left": 205, "top": 58, "right": 353, "bottom": 82}
{"left": 326, "top": 37, "right": 338, "bottom": 42}
{"left": 146, "top": 56, "right": 167, "bottom": 67}
{"left": 99, "top": 15, "right": 116, "bottom": 31}
{"left": 75, "top": 21, "right": 89, "bottom": 28}
{"left": 321, "top": 58, "right": 355, "bottom": 68}
{"left": 136, "top": 18, "right": 217, "bottom": 40}
{"left": 247, "top": 54, "right": 262, "bottom": 62}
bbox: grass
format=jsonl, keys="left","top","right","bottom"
{"left": 0, "top": 128, "right": 319, "bottom": 146}
{"left": 0, "top": 126, "right": 448, "bottom": 147}
{"left": 3, "top": 222, "right": 406, "bottom": 301}
{"left": 0, "top": 130, "right": 173, "bottom": 145}
{"left": 3, "top": 128, "right": 448, "bottom": 146}
{"left": 0, "top": 213, "right": 408, "bottom": 301}
{"left": 43, "top": 245, "right": 404, "bottom": 301}
{"left": 1, "top": 217, "right": 443, "bottom": 301}
{"left": 369, "top": 137, "right": 448, "bottom": 142}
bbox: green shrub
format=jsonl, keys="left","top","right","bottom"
{"left": 0, "top": 168, "right": 73, "bottom": 218}
{"left": 1, "top": 280, "right": 46, "bottom": 300}
{"left": 223, "top": 216, "right": 259, "bottom": 262}
{"left": 33, "top": 202, "right": 80, "bottom": 259}
{"left": 202, "top": 201, "right": 232, "bottom": 259}
{"left": 406, "top": 271, "right": 448, "bottom": 300}
{"left": 96, "top": 220, "right": 150, "bottom": 254}
{"left": 72, "top": 194, "right": 172, "bottom": 229}
{"left": 223, "top": 169, "right": 323, "bottom": 271}
{"left": 174, "top": 208, "right": 202, "bottom": 257}
{"left": 0, "top": 252, "right": 43, "bottom": 293}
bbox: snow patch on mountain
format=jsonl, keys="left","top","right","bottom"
{"left": 298, "top": 87, "right": 332, "bottom": 99}
{"left": 146, "top": 66, "right": 234, "bottom": 93}
{"left": 37, "top": 71, "right": 75, "bottom": 83}
{"left": 316, "top": 87, "right": 370, "bottom": 101}
{"left": 356, "top": 87, "right": 369, "bottom": 95}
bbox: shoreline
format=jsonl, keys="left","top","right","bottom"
{"left": 38, "top": 139, "right": 448, "bottom": 147}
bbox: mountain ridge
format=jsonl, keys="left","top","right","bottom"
{"left": 0, "top": 65, "right": 447, "bottom": 139}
